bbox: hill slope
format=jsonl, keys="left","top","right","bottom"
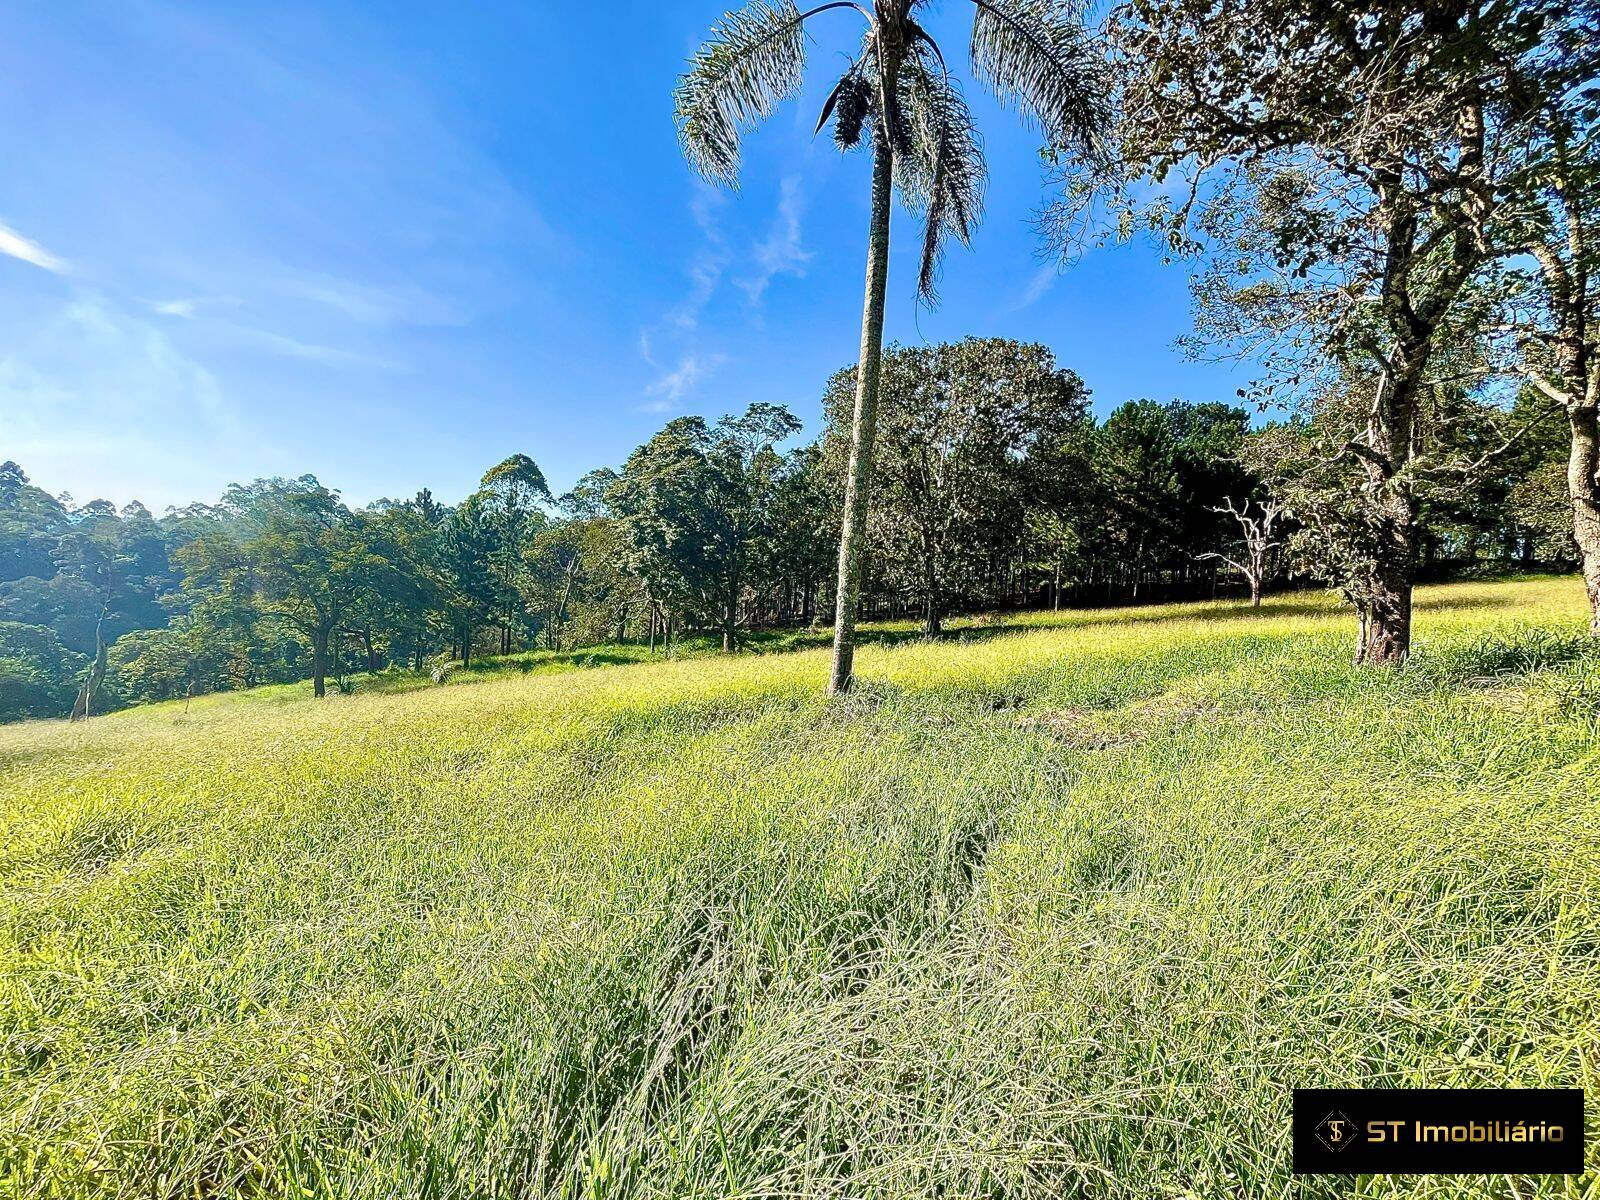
{"left": 2, "top": 578, "right": 1598, "bottom": 1197}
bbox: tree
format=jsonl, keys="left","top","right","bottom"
{"left": 609, "top": 405, "right": 802, "bottom": 652}
{"left": 477, "top": 454, "right": 553, "bottom": 654}
{"left": 0, "top": 621, "right": 84, "bottom": 722}
{"left": 53, "top": 523, "right": 135, "bottom": 720}
{"left": 708, "top": 403, "right": 803, "bottom": 650}
{"left": 676, "top": 0, "right": 1106, "bottom": 693}
{"left": 243, "top": 484, "right": 396, "bottom": 697}
{"left": 1061, "top": 0, "right": 1558, "bottom": 663}
{"left": 760, "top": 444, "right": 836, "bottom": 626}
{"left": 822, "top": 338, "right": 1090, "bottom": 633}
{"left": 0, "top": 462, "right": 71, "bottom": 582}
{"left": 1492, "top": 4, "right": 1600, "bottom": 629}
{"left": 1197, "top": 496, "right": 1284, "bottom": 607}
{"left": 436, "top": 494, "right": 500, "bottom": 667}
{"left": 108, "top": 619, "right": 226, "bottom": 706}
{"left": 172, "top": 527, "right": 274, "bottom": 690}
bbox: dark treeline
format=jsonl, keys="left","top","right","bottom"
{"left": 1, "top": 337, "right": 1575, "bottom": 722}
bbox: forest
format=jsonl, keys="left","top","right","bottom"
{"left": 0, "top": 340, "right": 1574, "bottom": 722}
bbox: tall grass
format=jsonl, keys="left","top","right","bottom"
{"left": 1, "top": 578, "right": 1596, "bottom": 1197}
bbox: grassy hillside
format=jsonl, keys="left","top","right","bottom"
{"left": 2, "top": 577, "right": 1597, "bottom": 1198}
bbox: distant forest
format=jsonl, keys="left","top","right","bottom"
{"left": 1, "top": 337, "right": 1575, "bottom": 722}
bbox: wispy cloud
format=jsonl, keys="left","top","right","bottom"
{"left": 666, "top": 187, "right": 730, "bottom": 334}
{"left": 0, "top": 221, "right": 66, "bottom": 273}
{"left": 642, "top": 351, "right": 727, "bottom": 408}
{"left": 1008, "top": 262, "right": 1061, "bottom": 312}
{"left": 0, "top": 294, "right": 251, "bottom": 508}
{"left": 149, "top": 294, "right": 400, "bottom": 368}
{"left": 738, "top": 176, "right": 810, "bottom": 305}
{"left": 638, "top": 188, "right": 735, "bottom": 407}
{"left": 151, "top": 295, "right": 239, "bottom": 318}
{"left": 233, "top": 325, "right": 403, "bottom": 369}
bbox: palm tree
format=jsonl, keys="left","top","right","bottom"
{"left": 676, "top": 0, "right": 1104, "bottom": 694}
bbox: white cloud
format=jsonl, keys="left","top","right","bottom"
{"left": 153, "top": 298, "right": 200, "bottom": 318}
{"left": 0, "top": 294, "right": 251, "bottom": 508}
{"left": 1013, "top": 262, "right": 1060, "bottom": 310}
{"left": 644, "top": 352, "right": 727, "bottom": 406}
{"left": 0, "top": 221, "right": 66, "bottom": 273}
{"left": 231, "top": 325, "right": 402, "bottom": 369}
{"left": 635, "top": 178, "right": 807, "bottom": 410}
{"left": 738, "top": 176, "right": 810, "bottom": 304}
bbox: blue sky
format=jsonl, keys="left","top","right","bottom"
{"left": 0, "top": 0, "right": 1242, "bottom": 512}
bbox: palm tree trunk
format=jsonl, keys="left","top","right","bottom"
{"left": 828, "top": 127, "right": 894, "bottom": 696}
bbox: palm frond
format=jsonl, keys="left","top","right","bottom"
{"left": 969, "top": 0, "right": 1106, "bottom": 156}
{"left": 676, "top": 0, "right": 813, "bottom": 184}
{"left": 896, "top": 54, "right": 987, "bottom": 304}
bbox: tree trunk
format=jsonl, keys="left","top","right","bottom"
{"left": 311, "top": 628, "right": 329, "bottom": 698}
{"left": 1249, "top": 577, "right": 1262, "bottom": 607}
{"left": 70, "top": 610, "right": 109, "bottom": 721}
{"left": 828, "top": 116, "right": 895, "bottom": 696}
{"left": 1358, "top": 550, "right": 1413, "bottom": 666}
{"left": 1569, "top": 405, "right": 1600, "bottom": 634}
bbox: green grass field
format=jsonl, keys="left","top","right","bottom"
{"left": 3, "top": 577, "right": 1598, "bottom": 1198}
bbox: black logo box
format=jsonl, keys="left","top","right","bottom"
{"left": 1293, "top": 1088, "right": 1585, "bottom": 1175}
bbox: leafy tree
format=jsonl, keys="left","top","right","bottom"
{"left": 760, "top": 444, "right": 835, "bottom": 626}
{"left": 238, "top": 483, "right": 400, "bottom": 697}
{"left": 677, "top": 0, "right": 1106, "bottom": 693}
{"left": 172, "top": 527, "right": 274, "bottom": 690}
{"left": 436, "top": 493, "right": 500, "bottom": 666}
{"left": 477, "top": 454, "right": 553, "bottom": 654}
{"left": 0, "top": 621, "right": 83, "bottom": 721}
{"left": 610, "top": 405, "right": 802, "bottom": 652}
{"left": 53, "top": 522, "right": 137, "bottom": 720}
{"left": 1491, "top": 4, "right": 1600, "bottom": 629}
{"left": 108, "top": 619, "right": 227, "bottom": 706}
{"left": 823, "top": 338, "right": 1090, "bottom": 633}
{"left": 0, "top": 462, "right": 71, "bottom": 583}
{"left": 1060, "top": 0, "right": 1561, "bottom": 662}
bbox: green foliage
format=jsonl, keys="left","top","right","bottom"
{"left": 823, "top": 338, "right": 1091, "bottom": 630}
{"left": 609, "top": 405, "right": 806, "bottom": 650}
{"left": 0, "top": 621, "right": 83, "bottom": 721}
{"left": 675, "top": 0, "right": 809, "bottom": 184}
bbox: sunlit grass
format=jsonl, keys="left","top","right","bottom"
{"left": 1, "top": 577, "right": 1596, "bottom": 1197}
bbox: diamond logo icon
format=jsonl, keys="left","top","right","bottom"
{"left": 1314, "top": 1109, "right": 1359, "bottom": 1153}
